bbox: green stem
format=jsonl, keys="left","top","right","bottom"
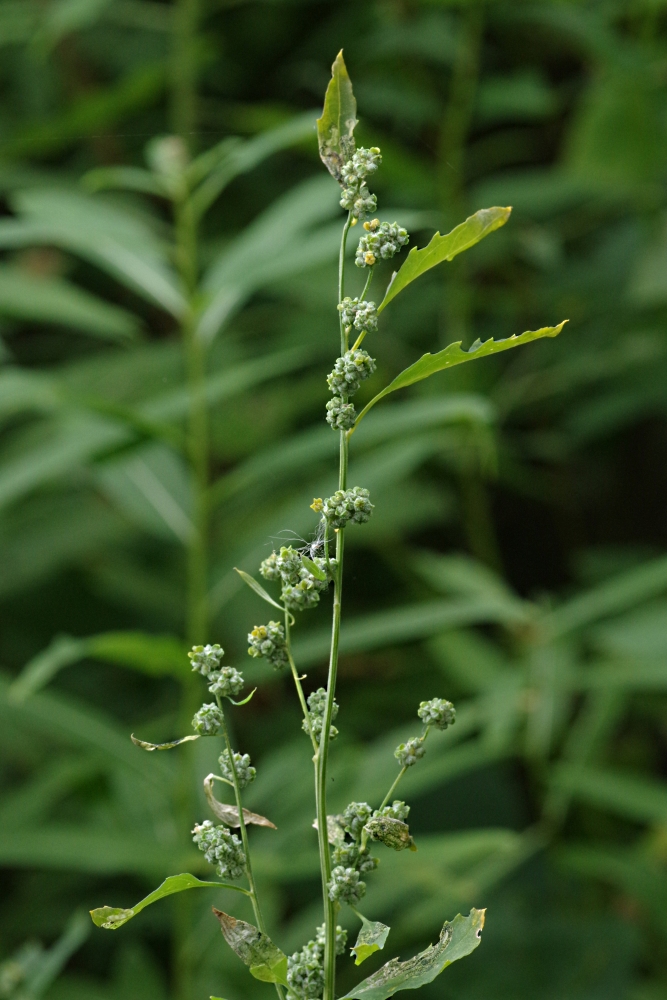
{"left": 217, "top": 698, "right": 285, "bottom": 1000}
{"left": 285, "top": 610, "right": 318, "bottom": 753}
{"left": 339, "top": 214, "right": 352, "bottom": 350}
{"left": 173, "top": 189, "right": 207, "bottom": 1000}
{"left": 317, "top": 215, "right": 353, "bottom": 1000}
{"left": 171, "top": 0, "right": 200, "bottom": 144}
{"left": 378, "top": 767, "right": 408, "bottom": 813}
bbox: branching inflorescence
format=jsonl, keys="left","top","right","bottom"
{"left": 91, "top": 48, "right": 565, "bottom": 1000}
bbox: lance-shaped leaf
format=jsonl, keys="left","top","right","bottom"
{"left": 234, "top": 568, "right": 285, "bottom": 612}
{"left": 353, "top": 323, "right": 567, "bottom": 430}
{"left": 378, "top": 207, "right": 511, "bottom": 313}
{"left": 302, "top": 555, "right": 327, "bottom": 581}
{"left": 317, "top": 50, "right": 357, "bottom": 181}
{"left": 352, "top": 916, "right": 391, "bottom": 966}
{"left": 339, "top": 909, "right": 485, "bottom": 1000}
{"left": 212, "top": 909, "right": 289, "bottom": 987}
{"left": 204, "top": 774, "right": 277, "bottom": 829}
{"left": 131, "top": 733, "right": 200, "bottom": 751}
{"left": 90, "top": 874, "right": 248, "bottom": 930}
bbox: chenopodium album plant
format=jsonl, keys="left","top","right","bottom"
{"left": 90, "top": 53, "right": 566, "bottom": 1000}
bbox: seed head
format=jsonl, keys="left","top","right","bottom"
{"left": 192, "top": 702, "right": 224, "bottom": 736}
{"left": 247, "top": 621, "right": 288, "bottom": 669}
{"left": 394, "top": 736, "right": 426, "bottom": 767}
{"left": 418, "top": 697, "right": 456, "bottom": 731}
{"left": 188, "top": 643, "right": 224, "bottom": 676}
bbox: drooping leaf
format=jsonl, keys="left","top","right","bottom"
{"left": 234, "top": 568, "right": 285, "bottom": 611}
{"left": 317, "top": 49, "right": 357, "bottom": 181}
{"left": 203, "top": 774, "right": 276, "bottom": 829}
{"left": 130, "top": 733, "right": 200, "bottom": 751}
{"left": 353, "top": 323, "right": 567, "bottom": 429}
{"left": 90, "top": 874, "right": 247, "bottom": 930}
{"left": 339, "top": 909, "right": 485, "bottom": 1000}
{"left": 351, "top": 916, "right": 391, "bottom": 966}
{"left": 378, "top": 207, "right": 511, "bottom": 312}
{"left": 212, "top": 909, "right": 289, "bottom": 987}
{"left": 226, "top": 688, "right": 257, "bottom": 706}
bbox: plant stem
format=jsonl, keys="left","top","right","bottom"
{"left": 378, "top": 767, "right": 408, "bottom": 812}
{"left": 172, "top": 0, "right": 200, "bottom": 145}
{"left": 173, "top": 187, "right": 208, "bottom": 1000}
{"left": 318, "top": 215, "right": 352, "bottom": 1000}
{"left": 217, "top": 699, "right": 286, "bottom": 1000}
{"left": 285, "top": 610, "right": 318, "bottom": 753}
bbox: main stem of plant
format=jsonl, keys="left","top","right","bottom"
{"left": 316, "top": 213, "right": 352, "bottom": 1000}
{"left": 174, "top": 188, "right": 209, "bottom": 1000}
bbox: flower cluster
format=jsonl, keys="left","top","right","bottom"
{"left": 188, "top": 643, "right": 224, "bottom": 676}
{"left": 394, "top": 735, "right": 426, "bottom": 767}
{"left": 339, "top": 147, "right": 381, "bottom": 218}
{"left": 315, "top": 487, "right": 374, "bottom": 528}
{"left": 325, "top": 396, "right": 356, "bottom": 431}
{"left": 327, "top": 349, "right": 376, "bottom": 396}
{"left": 355, "top": 219, "right": 409, "bottom": 268}
{"left": 331, "top": 841, "right": 378, "bottom": 874}
{"left": 192, "top": 702, "right": 224, "bottom": 736}
{"left": 247, "top": 622, "right": 289, "bottom": 668}
{"left": 343, "top": 801, "right": 373, "bottom": 839}
{"left": 328, "top": 865, "right": 365, "bottom": 905}
{"left": 286, "top": 925, "right": 347, "bottom": 1000}
{"left": 219, "top": 749, "right": 256, "bottom": 789}
{"left": 260, "top": 546, "right": 334, "bottom": 612}
{"left": 418, "top": 697, "right": 456, "bottom": 731}
{"left": 192, "top": 820, "right": 245, "bottom": 880}
{"left": 338, "top": 297, "right": 378, "bottom": 337}
{"left": 375, "top": 799, "right": 410, "bottom": 821}
{"left": 303, "top": 687, "right": 339, "bottom": 744}
{"left": 207, "top": 666, "right": 244, "bottom": 698}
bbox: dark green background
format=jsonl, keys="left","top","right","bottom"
{"left": 2, "top": 2, "right": 667, "bottom": 1000}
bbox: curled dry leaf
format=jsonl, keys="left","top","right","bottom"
{"left": 204, "top": 774, "right": 277, "bottom": 829}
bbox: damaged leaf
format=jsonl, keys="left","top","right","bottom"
{"left": 351, "top": 915, "right": 390, "bottom": 966}
{"left": 212, "top": 909, "right": 289, "bottom": 987}
{"left": 130, "top": 733, "right": 200, "bottom": 751}
{"left": 339, "top": 909, "right": 485, "bottom": 1000}
{"left": 317, "top": 50, "right": 357, "bottom": 181}
{"left": 90, "top": 874, "right": 247, "bottom": 930}
{"left": 204, "top": 774, "right": 277, "bottom": 829}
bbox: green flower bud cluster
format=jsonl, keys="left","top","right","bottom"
{"left": 286, "top": 926, "right": 347, "bottom": 1000}
{"left": 260, "top": 546, "right": 334, "bottom": 611}
{"left": 328, "top": 865, "right": 365, "bottom": 904}
{"left": 326, "top": 396, "right": 356, "bottom": 431}
{"left": 394, "top": 735, "right": 425, "bottom": 767}
{"left": 343, "top": 801, "right": 373, "bottom": 839}
{"left": 332, "top": 841, "right": 378, "bottom": 875}
{"left": 192, "top": 702, "right": 224, "bottom": 736}
{"left": 219, "top": 749, "right": 256, "bottom": 789}
{"left": 320, "top": 487, "right": 374, "bottom": 528}
{"left": 303, "top": 687, "right": 339, "bottom": 744}
{"left": 355, "top": 219, "right": 409, "bottom": 268}
{"left": 188, "top": 643, "right": 224, "bottom": 676}
{"left": 247, "top": 622, "right": 289, "bottom": 668}
{"left": 208, "top": 666, "right": 244, "bottom": 698}
{"left": 375, "top": 799, "right": 410, "bottom": 821}
{"left": 327, "top": 349, "right": 376, "bottom": 396}
{"left": 337, "top": 297, "right": 378, "bottom": 337}
{"left": 339, "top": 147, "right": 381, "bottom": 218}
{"left": 418, "top": 697, "right": 456, "bottom": 730}
{"left": 192, "top": 820, "right": 245, "bottom": 880}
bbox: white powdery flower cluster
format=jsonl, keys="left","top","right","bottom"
{"left": 192, "top": 820, "right": 245, "bottom": 880}
{"left": 260, "top": 545, "right": 334, "bottom": 612}
{"left": 339, "top": 147, "right": 381, "bottom": 218}
{"left": 355, "top": 219, "right": 409, "bottom": 268}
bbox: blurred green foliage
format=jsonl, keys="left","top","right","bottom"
{"left": 2, "top": 2, "right": 667, "bottom": 999}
